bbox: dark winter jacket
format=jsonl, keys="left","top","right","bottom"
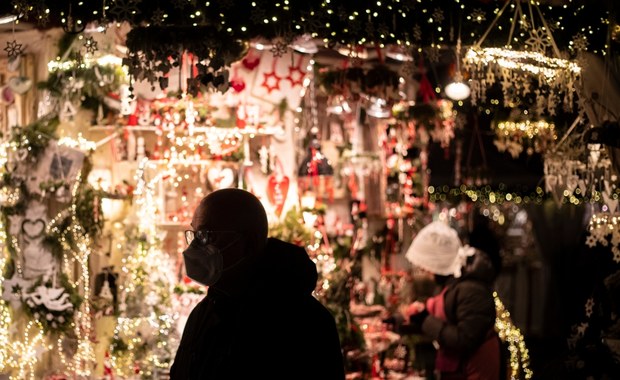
{"left": 170, "top": 237, "right": 345, "bottom": 380}
{"left": 420, "top": 250, "right": 497, "bottom": 355}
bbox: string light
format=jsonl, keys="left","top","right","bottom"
{"left": 495, "top": 120, "right": 556, "bottom": 139}
{"left": 494, "top": 292, "right": 533, "bottom": 380}
{"left": 586, "top": 212, "right": 620, "bottom": 258}
{"left": 428, "top": 185, "right": 620, "bottom": 206}
{"left": 111, "top": 158, "right": 177, "bottom": 376}
{"left": 57, "top": 135, "right": 97, "bottom": 151}
{"left": 465, "top": 47, "right": 581, "bottom": 81}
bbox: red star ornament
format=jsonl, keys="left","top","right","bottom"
{"left": 261, "top": 70, "right": 281, "bottom": 94}
{"left": 286, "top": 65, "right": 305, "bottom": 88}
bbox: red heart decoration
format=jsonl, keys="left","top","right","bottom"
{"left": 266, "top": 174, "right": 289, "bottom": 217}
{"left": 230, "top": 78, "right": 246, "bottom": 93}
{"left": 242, "top": 54, "right": 260, "bottom": 71}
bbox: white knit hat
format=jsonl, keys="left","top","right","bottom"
{"left": 405, "top": 220, "right": 463, "bottom": 276}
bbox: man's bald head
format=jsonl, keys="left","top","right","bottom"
{"left": 192, "top": 188, "right": 268, "bottom": 254}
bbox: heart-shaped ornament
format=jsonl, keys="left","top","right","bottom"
{"left": 266, "top": 174, "right": 290, "bottom": 217}
{"left": 21, "top": 219, "right": 46, "bottom": 240}
{"left": 207, "top": 167, "right": 235, "bottom": 190}
{"left": 8, "top": 76, "right": 33, "bottom": 95}
{"left": 242, "top": 54, "right": 260, "bottom": 71}
{"left": 16, "top": 147, "right": 28, "bottom": 161}
{"left": 230, "top": 78, "right": 246, "bottom": 93}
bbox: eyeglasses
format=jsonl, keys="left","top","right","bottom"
{"left": 184, "top": 230, "right": 241, "bottom": 246}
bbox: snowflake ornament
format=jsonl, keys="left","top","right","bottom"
{"left": 526, "top": 28, "right": 552, "bottom": 54}
{"left": 572, "top": 33, "right": 589, "bottom": 52}
{"left": 413, "top": 24, "right": 422, "bottom": 41}
{"left": 584, "top": 298, "right": 594, "bottom": 318}
{"left": 432, "top": 8, "right": 445, "bottom": 24}
{"left": 270, "top": 40, "right": 289, "bottom": 58}
{"left": 426, "top": 46, "right": 440, "bottom": 63}
{"left": 83, "top": 36, "right": 98, "bottom": 54}
{"left": 469, "top": 9, "right": 486, "bottom": 24}
{"left": 110, "top": 0, "right": 141, "bottom": 22}
{"left": 11, "top": 0, "right": 30, "bottom": 16}
{"left": 394, "top": 344, "right": 407, "bottom": 359}
{"left": 585, "top": 234, "right": 598, "bottom": 248}
{"left": 151, "top": 8, "right": 166, "bottom": 26}
{"left": 4, "top": 40, "right": 24, "bottom": 60}
{"left": 33, "top": 0, "right": 49, "bottom": 26}
{"left": 613, "top": 246, "right": 620, "bottom": 263}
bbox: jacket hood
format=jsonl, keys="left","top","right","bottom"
{"left": 256, "top": 238, "right": 318, "bottom": 296}
{"left": 459, "top": 249, "right": 497, "bottom": 285}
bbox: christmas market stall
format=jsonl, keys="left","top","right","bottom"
{"left": 0, "top": 0, "right": 619, "bottom": 379}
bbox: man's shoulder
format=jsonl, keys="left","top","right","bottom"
{"left": 265, "top": 237, "right": 306, "bottom": 253}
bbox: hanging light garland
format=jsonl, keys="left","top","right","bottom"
{"left": 495, "top": 120, "right": 555, "bottom": 140}
{"left": 463, "top": 0, "right": 581, "bottom": 115}
{"left": 428, "top": 184, "right": 620, "bottom": 206}
{"left": 494, "top": 292, "right": 533, "bottom": 380}
{"left": 110, "top": 159, "right": 178, "bottom": 377}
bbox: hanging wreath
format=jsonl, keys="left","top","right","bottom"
{"left": 317, "top": 65, "right": 400, "bottom": 101}
{"left": 22, "top": 274, "right": 82, "bottom": 333}
{"left": 124, "top": 26, "right": 248, "bottom": 95}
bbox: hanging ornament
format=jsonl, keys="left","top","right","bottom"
{"left": 206, "top": 165, "right": 236, "bottom": 190}
{"left": 4, "top": 40, "right": 24, "bottom": 60}
{"left": 109, "top": 0, "right": 141, "bottom": 23}
{"left": 270, "top": 38, "right": 289, "bottom": 58}
{"left": 285, "top": 54, "right": 306, "bottom": 88}
{"left": 24, "top": 284, "right": 74, "bottom": 312}
{"left": 266, "top": 158, "right": 290, "bottom": 217}
{"left": 242, "top": 51, "right": 261, "bottom": 70}
{"left": 83, "top": 36, "right": 98, "bottom": 55}
{"left": 230, "top": 66, "right": 246, "bottom": 93}
{"left": 151, "top": 8, "right": 166, "bottom": 26}
{"left": 103, "top": 351, "right": 114, "bottom": 379}
{"left": 261, "top": 59, "right": 282, "bottom": 94}
{"left": 258, "top": 145, "right": 270, "bottom": 174}
{"left": 8, "top": 76, "right": 33, "bottom": 95}
{"left": 62, "top": 4, "right": 85, "bottom": 34}
{"left": 1, "top": 273, "right": 32, "bottom": 310}
{"left": 59, "top": 100, "right": 78, "bottom": 122}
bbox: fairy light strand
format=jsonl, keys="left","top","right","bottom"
{"left": 494, "top": 292, "right": 533, "bottom": 380}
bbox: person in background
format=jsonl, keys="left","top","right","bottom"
{"left": 171, "top": 188, "right": 345, "bottom": 379}
{"left": 467, "top": 211, "right": 502, "bottom": 280}
{"left": 400, "top": 220, "right": 500, "bottom": 380}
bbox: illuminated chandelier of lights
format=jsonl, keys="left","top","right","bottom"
{"left": 496, "top": 120, "right": 556, "bottom": 139}
{"left": 464, "top": 47, "right": 581, "bottom": 82}
{"left": 463, "top": 0, "right": 581, "bottom": 112}
{"left": 587, "top": 212, "right": 620, "bottom": 262}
